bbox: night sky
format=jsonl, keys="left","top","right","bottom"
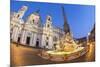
{"left": 11, "top": 1, "right": 95, "bottom": 39}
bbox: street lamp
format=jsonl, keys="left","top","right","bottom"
{"left": 87, "top": 32, "right": 90, "bottom": 45}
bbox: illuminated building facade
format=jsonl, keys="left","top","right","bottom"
{"left": 10, "top": 6, "right": 65, "bottom": 49}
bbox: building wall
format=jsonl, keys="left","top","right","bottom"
{"left": 11, "top": 23, "right": 64, "bottom": 49}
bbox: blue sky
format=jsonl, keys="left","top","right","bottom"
{"left": 10, "top": 1, "right": 95, "bottom": 39}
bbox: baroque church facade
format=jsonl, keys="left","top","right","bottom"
{"left": 10, "top": 6, "right": 65, "bottom": 49}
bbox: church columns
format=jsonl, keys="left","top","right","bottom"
{"left": 20, "top": 30, "right": 27, "bottom": 45}
{"left": 30, "top": 33, "right": 35, "bottom": 47}
{"left": 33, "top": 33, "right": 37, "bottom": 47}
{"left": 41, "top": 34, "right": 45, "bottom": 48}
{"left": 12, "top": 27, "right": 19, "bottom": 42}
{"left": 20, "top": 30, "right": 42, "bottom": 48}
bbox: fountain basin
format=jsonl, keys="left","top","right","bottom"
{"left": 39, "top": 47, "right": 87, "bottom": 61}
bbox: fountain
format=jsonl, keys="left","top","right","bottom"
{"left": 39, "top": 33, "right": 87, "bottom": 61}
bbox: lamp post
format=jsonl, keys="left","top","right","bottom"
{"left": 87, "top": 32, "right": 90, "bottom": 46}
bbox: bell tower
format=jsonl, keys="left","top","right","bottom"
{"left": 45, "top": 15, "right": 52, "bottom": 29}
{"left": 16, "top": 6, "right": 28, "bottom": 19}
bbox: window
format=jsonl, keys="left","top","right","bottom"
{"left": 48, "top": 17, "right": 51, "bottom": 21}
{"left": 47, "top": 24, "right": 50, "bottom": 28}
{"left": 46, "top": 42, "right": 48, "bottom": 46}
{"left": 46, "top": 37, "right": 49, "bottom": 40}
{"left": 17, "top": 14, "right": 20, "bottom": 18}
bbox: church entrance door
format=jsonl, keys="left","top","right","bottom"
{"left": 17, "top": 37, "right": 20, "bottom": 43}
{"left": 36, "top": 41, "right": 39, "bottom": 48}
{"left": 26, "top": 36, "right": 30, "bottom": 45}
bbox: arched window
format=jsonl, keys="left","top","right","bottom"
{"left": 48, "top": 17, "right": 51, "bottom": 21}
{"left": 32, "top": 19, "right": 34, "bottom": 23}
{"left": 46, "top": 37, "right": 49, "bottom": 40}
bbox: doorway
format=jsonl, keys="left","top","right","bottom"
{"left": 26, "top": 36, "right": 30, "bottom": 45}
{"left": 36, "top": 41, "right": 39, "bottom": 47}
{"left": 17, "top": 37, "right": 20, "bottom": 43}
